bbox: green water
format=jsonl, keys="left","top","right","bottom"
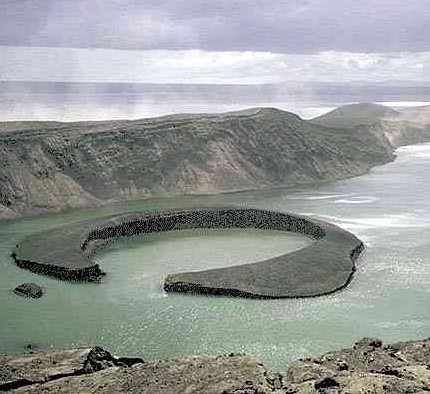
{"left": 1, "top": 143, "right": 430, "bottom": 371}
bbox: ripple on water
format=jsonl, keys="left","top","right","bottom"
{"left": 0, "top": 143, "right": 430, "bottom": 369}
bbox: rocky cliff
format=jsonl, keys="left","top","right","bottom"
{"left": 380, "top": 106, "right": 430, "bottom": 148}
{"left": 0, "top": 107, "right": 400, "bottom": 220}
{"left": 311, "top": 103, "right": 399, "bottom": 129}
{"left": 1, "top": 337, "right": 429, "bottom": 393}
{"left": 312, "top": 103, "right": 430, "bottom": 149}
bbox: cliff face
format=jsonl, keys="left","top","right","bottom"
{"left": 312, "top": 103, "right": 430, "bottom": 149}
{"left": 381, "top": 107, "right": 430, "bottom": 148}
{"left": 0, "top": 107, "right": 397, "bottom": 220}
{"left": 311, "top": 103, "right": 400, "bottom": 129}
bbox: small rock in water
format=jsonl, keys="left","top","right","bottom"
{"left": 13, "top": 283, "right": 43, "bottom": 298}
{"left": 24, "top": 343, "right": 40, "bottom": 354}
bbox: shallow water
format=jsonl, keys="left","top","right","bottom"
{"left": 1, "top": 143, "right": 429, "bottom": 371}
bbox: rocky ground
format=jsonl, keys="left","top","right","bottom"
{"left": 1, "top": 337, "right": 429, "bottom": 393}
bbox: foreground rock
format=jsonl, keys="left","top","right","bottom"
{"left": 0, "top": 349, "right": 273, "bottom": 393}
{"left": 13, "top": 283, "right": 43, "bottom": 299}
{"left": 1, "top": 337, "right": 429, "bottom": 393}
{"left": 286, "top": 337, "right": 430, "bottom": 393}
{"left": 0, "top": 346, "right": 143, "bottom": 391}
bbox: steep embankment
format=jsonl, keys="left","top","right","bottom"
{"left": 312, "top": 102, "right": 430, "bottom": 148}
{"left": 0, "top": 108, "right": 396, "bottom": 220}
{"left": 381, "top": 105, "right": 430, "bottom": 147}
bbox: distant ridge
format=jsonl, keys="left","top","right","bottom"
{"left": 0, "top": 107, "right": 300, "bottom": 132}
{"left": 399, "top": 105, "right": 430, "bottom": 123}
{"left": 1, "top": 103, "right": 430, "bottom": 220}
{"left": 0, "top": 106, "right": 396, "bottom": 220}
{"left": 311, "top": 103, "right": 399, "bottom": 129}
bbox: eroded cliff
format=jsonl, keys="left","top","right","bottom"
{"left": 0, "top": 107, "right": 400, "bottom": 220}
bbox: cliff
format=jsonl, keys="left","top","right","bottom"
{"left": 1, "top": 337, "right": 429, "bottom": 393}
{"left": 311, "top": 103, "right": 399, "bottom": 129}
{"left": 0, "top": 107, "right": 398, "bottom": 220}
{"left": 312, "top": 103, "right": 430, "bottom": 149}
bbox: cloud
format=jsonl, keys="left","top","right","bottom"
{"left": 1, "top": 0, "right": 429, "bottom": 53}
{"left": 0, "top": 46, "right": 428, "bottom": 84}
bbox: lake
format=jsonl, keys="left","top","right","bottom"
{"left": 0, "top": 143, "right": 429, "bottom": 371}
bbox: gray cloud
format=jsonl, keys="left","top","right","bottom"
{"left": 1, "top": 0, "right": 429, "bottom": 53}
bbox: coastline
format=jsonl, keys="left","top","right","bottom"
{"left": 0, "top": 151, "right": 396, "bottom": 224}
{"left": 12, "top": 207, "right": 364, "bottom": 299}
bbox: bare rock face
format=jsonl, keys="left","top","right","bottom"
{"left": 0, "top": 347, "right": 143, "bottom": 392}
{"left": 2, "top": 338, "right": 430, "bottom": 393}
{"left": 1, "top": 350, "right": 273, "bottom": 394}
{"left": 0, "top": 107, "right": 397, "bottom": 220}
{"left": 13, "top": 283, "right": 43, "bottom": 298}
{"left": 286, "top": 337, "right": 430, "bottom": 393}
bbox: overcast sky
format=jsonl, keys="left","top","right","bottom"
{"left": 1, "top": 0, "right": 429, "bottom": 84}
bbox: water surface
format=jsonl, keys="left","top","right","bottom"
{"left": 1, "top": 143, "right": 429, "bottom": 371}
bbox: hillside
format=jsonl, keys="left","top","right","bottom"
{"left": 312, "top": 102, "right": 430, "bottom": 148}
{"left": 0, "top": 107, "right": 403, "bottom": 220}
{"left": 381, "top": 105, "right": 430, "bottom": 146}
{"left": 311, "top": 103, "right": 399, "bottom": 129}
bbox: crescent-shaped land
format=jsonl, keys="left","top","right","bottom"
{"left": 12, "top": 207, "right": 364, "bottom": 298}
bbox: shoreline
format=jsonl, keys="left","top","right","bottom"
{"left": 0, "top": 104, "right": 403, "bottom": 223}
{"left": 13, "top": 207, "right": 364, "bottom": 299}
{"left": 0, "top": 151, "right": 396, "bottom": 224}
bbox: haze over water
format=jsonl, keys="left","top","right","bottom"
{"left": 0, "top": 143, "right": 429, "bottom": 370}
{"left": 1, "top": 81, "right": 430, "bottom": 121}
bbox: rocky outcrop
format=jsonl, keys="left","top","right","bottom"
{"left": 2, "top": 338, "right": 429, "bottom": 393}
{"left": 311, "top": 103, "right": 430, "bottom": 149}
{"left": 380, "top": 108, "right": 430, "bottom": 148}
{"left": 12, "top": 207, "right": 363, "bottom": 298}
{"left": 0, "top": 346, "right": 143, "bottom": 392}
{"left": 286, "top": 337, "right": 430, "bottom": 393}
{"left": 0, "top": 348, "right": 274, "bottom": 393}
{"left": 12, "top": 257, "right": 105, "bottom": 283}
{"left": 0, "top": 107, "right": 396, "bottom": 220}
{"left": 13, "top": 283, "right": 43, "bottom": 298}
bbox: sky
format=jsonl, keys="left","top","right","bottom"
{"left": 0, "top": 0, "right": 428, "bottom": 84}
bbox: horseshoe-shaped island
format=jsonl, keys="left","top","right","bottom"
{"left": 12, "top": 207, "right": 364, "bottom": 299}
